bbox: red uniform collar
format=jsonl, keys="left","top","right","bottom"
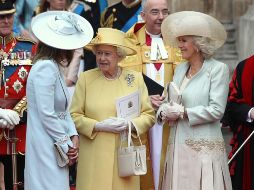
{"left": 0, "top": 33, "right": 14, "bottom": 47}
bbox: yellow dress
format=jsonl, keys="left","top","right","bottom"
{"left": 70, "top": 68, "right": 155, "bottom": 190}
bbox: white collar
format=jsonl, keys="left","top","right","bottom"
{"left": 145, "top": 29, "right": 161, "bottom": 38}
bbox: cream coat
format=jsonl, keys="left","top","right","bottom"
{"left": 161, "top": 58, "right": 232, "bottom": 190}
{"left": 70, "top": 68, "right": 155, "bottom": 190}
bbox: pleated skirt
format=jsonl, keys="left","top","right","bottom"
{"left": 161, "top": 138, "right": 232, "bottom": 190}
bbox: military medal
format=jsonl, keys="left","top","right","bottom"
{"left": 155, "top": 71, "right": 161, "bottom": 81}
{"left": 18, "top": 67, "right": 28, "bottom": 80}
{"left": 146, "top": 63, "right": 165, "bottom": 87}
{"left": 12, "top": 79, "right": 23, "bottom": 93}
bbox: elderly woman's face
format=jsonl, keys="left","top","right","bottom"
{"left": 95, "top": 45, "right": 121, "bottom": 74}
{"left": 177, "top": 36, "right": 199, "bottom": 60}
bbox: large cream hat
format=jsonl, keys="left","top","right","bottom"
{"left": 161, "top": 11, "right": 227, "bottom": 50}
{"left": 86, "top": 28, "right": 136, "bottom": 56}
{"left": 31, "top": 11, "right": 94, "bottom": 50}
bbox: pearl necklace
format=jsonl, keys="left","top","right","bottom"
{"left": 102, "top": 67, "right": 121, "bottom": 81}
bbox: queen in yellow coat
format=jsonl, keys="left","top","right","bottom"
{"left": 70, "top": 28, "right": 155, "bottom": 190}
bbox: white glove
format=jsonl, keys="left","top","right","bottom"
{"left": 0, "top": 108, "right": 20, "bottom": 126}
{"left": 160, "top": 102, "right": 184, "bottom": 121}
{"left": 94, "top": 117, "right": 128, "bottom": 133}
{"left": 0, "top": 119, "right": 15, "bottom": 129}
{"left": 0, "top": 119, "right": 7, "bottom": 128}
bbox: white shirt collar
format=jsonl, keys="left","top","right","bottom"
{"left": 145, "top": 29, "right": 161, "bottom": 38}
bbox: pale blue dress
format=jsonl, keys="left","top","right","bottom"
{"left": 24, "top": 60, "right": 78, "bottom": 190}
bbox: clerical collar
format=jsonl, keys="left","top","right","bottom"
{"left": 0, "top": 33, "right": 14, "bottom": 47}
{"left": 145, "top": 29, "right": 161, "bottom": 38}
{"left": 122, "top": 0, "right": 141, "bottom": 8}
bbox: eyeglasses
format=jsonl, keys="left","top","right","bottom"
{"left": 0, "top": 14, "right": 13, "bottom": 20}
{"left": 95, "top": 51, "right": 115, "bottom": 58}
{"left": 149, "top": 9, "right": 170, "bottom": 16}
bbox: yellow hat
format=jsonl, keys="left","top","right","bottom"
{"left": 86, "top": 28, "right": 136, "bottom": 56}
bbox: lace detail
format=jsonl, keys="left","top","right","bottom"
{"left": 185, "top": 138, "right": 225, "bottom": 152}
{"left": 57, "top": 112, "right": 67, "bottom": 120}
{"left": 56, "top": 135, "right": 69, "bottom": 145}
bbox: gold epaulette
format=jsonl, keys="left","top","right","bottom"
{"left": 100, "top": 10, "right": 114, "bottom": 28}
{"left": 13, "top": 96, "right": 27, "bottom": 117}
{"left": 15, "top": 36, "right": 36, "bottom": 44}
{"left": 34, "top": 6, "right": 40, "bottom": 15}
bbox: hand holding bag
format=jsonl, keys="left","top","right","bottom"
{"left": 54, "top": 141, "right": 69, "bottom": 167}
{"left": 117, "top": 122, "right": 147, "bottom": 177}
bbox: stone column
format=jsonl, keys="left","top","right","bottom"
{"left": 238, "top": 5, "right": 254, "bottom": 60}
{"left": 169, "top": 0, "right": 204, "bottom": 12}
{"left": 212, "top": 0, "right": 238, "bottom": 75}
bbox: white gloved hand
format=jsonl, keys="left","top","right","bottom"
{"left": 0, "top": 119, "right": 14, "bottom": 129}
{"left": 160, "top": 101, "right": 184, "bottom": 121}
{"left": 0, "top": 108, "right": 20, "bottom": 126}
{"left": 94, "top": 117, "right": 128, "bottom": 133}
{"left": 0, "top": 119, "right": 7, "bottom": 128}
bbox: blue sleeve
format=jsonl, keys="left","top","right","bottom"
{"left": 33, "top": 61, "right": 74, "bottom": 153}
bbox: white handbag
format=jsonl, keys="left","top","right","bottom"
{"left": 118, "top": 122, "right": 147, "bottom": 177}
{"left": 54, "top": 142, "right": 69, "bottom": 167}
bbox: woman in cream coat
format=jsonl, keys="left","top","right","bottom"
{"left": 25, "top": 11, "right": 93, "bottom": 190}
{"left": 70, "top": 28, "right": 155, "bottom": 190}
{"left": 157, "top": 11, "right": 232, "bottom": 190}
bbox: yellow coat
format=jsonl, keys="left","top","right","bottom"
{"left": 120, "top": 23, "right": 183, "bottom": 190}
{"left": 70, "top": 68, "right": 155, "bottom": 190}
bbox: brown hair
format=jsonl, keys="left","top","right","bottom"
{"left": 38, "top": 0, "right": 70, "bottom": 14}
{"left": 32, "top": 42, "right": 73, "bottom": 66}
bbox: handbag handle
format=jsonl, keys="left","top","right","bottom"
{"left": 121, "top": 121, "right": 142, "bottom": 148}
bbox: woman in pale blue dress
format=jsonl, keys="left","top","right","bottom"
{"left": 24, "top": 11, "right": 93, "bottom": 190}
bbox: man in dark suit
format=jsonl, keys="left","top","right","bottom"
{"left": 100, "top": 0, "right": 142, "bottom": 32}
{"left": 223, "top": 55, "right": 254, "bottom": 190}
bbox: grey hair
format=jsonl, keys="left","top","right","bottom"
{"left": 92, "top": 45, "right": 126, "bottom": 59}
{"left": 116, "top": 47, "right": 127, "bottom": 59}
{"left": 192, "top": 36, "right": 217, "bottom": 59}
{"left": 141, "top": 0, "right": 148, "bottom": 11}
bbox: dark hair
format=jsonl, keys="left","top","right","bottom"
{"left": 38, "top": 0, "right": 50, "bottom": 13}
{"left": 32, "top": 42, "right": 73, "bottom": 66}
{"left": 38, "top": 0, "right": 70, "bottom": 13}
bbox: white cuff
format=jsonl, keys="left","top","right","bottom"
{"left": 247, "top": 107, "right": 254, "bottom": 123}
{"left": 57, "top": 135, "right": 73, "bottom": 154}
